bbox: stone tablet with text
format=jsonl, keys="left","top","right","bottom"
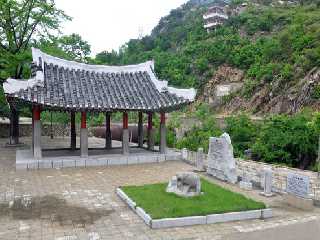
{"left": 287, "top": 173, "right": 310, "bottom": 198}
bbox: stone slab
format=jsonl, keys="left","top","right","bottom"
{"left": 138, "top": 155, "right": 158, "bottom": 164}
{"left": 85, "top": 159, "right": 101, "bottom": 167}
{"left": 52, "top": 160, "right": 63, "bottom": 169}
{"left": 285, "top": 193, "right": 314, "bottom": 211}
{"left": 63, "top": 159, "right": 76, "bottom": 168}
{"left": 108, "top": 157, "right": 128, "bottom": 166}
{"left": 38, "top": 160, "right": 53, "bottom": 169}
{"left": 75, "top": 159, "right": 86, "bottom": 168}
{"left": 152, "top": 216, "right": 206, "bottom": 229}
{"left": 127, "top": 156, "right": 139, "bottom": 165}
{"left": 27, "top": 162, "right": 38, "bottom": 170}
{"left": 166, "top": 153, "right": 182, "bottom": 161}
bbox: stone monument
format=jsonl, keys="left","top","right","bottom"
{"left": 166, "top": 172, "right": 201, "bottom": 197}
{"left": 207, "top": 133, "right": 237, "bottom": 184}
{"left": 260, "top": 168, "right": 274, "bottom": 197}
{"left": 285, "top": 173, "right": 313, "bottom": 210}
{"left": 196, "top": 148, "right": 205, "bottom": 171}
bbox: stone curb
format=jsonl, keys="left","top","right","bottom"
{"left": 152, "top": 216, "right": 206, "bottom": 229}
{"left": 116, "top": 188, "right": 136, "bottom": 210}
{"left": 116, "top": 187, "right": 272, "bottom": 229}
{"left": 136, "top": 207, "right": 152, "bottom": 226}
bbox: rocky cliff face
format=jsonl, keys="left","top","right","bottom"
{"left": 223, "top": 68, "right": 320, "bottom": 114}
{"left": 199, "top": 66, "right": 320, "bottom": 115}
{"left": 199, "top": 65, "right": 244, "bottom": 107}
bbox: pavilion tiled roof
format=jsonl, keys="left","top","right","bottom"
{"left": 4, "top": 48, "right": 196, "bottom": 112}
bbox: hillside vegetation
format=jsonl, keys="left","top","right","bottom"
{"left": 93, "top": 0, "right": 320, "bottom": 113}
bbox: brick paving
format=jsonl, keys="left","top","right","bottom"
{"left": 0, "top": 137, "right": 319, "bottom": 240}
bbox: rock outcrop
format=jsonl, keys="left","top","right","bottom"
{"left": 199, "top": 65, "right": 245, "bottom": 107}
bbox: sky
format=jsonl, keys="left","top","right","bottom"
{"left": 55, "top": 0, "right": 188, "bottom": 56}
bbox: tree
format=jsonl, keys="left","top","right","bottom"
{"left": 38, "top": 34, "right": 91, "bottom": 62}
{"left": 58, "top": 34, "right": 91, "bottom": 62}
{"left": 0, "top": 0, "right": 70, "bottom": 79}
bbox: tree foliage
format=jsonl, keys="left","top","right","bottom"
{"left": 37, "top": 33, "right": 91, "bottom": 62}
{"left": 0, "top": 0, "right": 70, "bottom": 79}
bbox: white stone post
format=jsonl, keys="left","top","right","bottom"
{"left": 260, "top": 167, "right": 274, "bottom": 197}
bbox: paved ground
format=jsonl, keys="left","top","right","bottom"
{"left": 0, "top": 137, "right": 320, "bottom": 240}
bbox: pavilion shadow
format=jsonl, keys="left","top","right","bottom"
{"left": 0, "top": 195, "right": 114, "bottom": 226}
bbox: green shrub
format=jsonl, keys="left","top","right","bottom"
{"left": 225, "top": 115, "right": 259, "bottom": 157}
{"left": 312, "top": 85, "right": 320, "bottom": 99}
{"left": 176, "top": 117, "right": 222, "bottom": 153}
{"left": 251, "top": 113, "right": 318, "bottom": 169}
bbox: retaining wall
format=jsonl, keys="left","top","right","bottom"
{"left": 182, "top": 149, "right": 320, "bottom": 201}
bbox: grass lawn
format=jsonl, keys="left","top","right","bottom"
{"left": 121, "top": 179, "right": 266, "bottom": 219}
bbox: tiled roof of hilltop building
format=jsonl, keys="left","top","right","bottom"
{"left": 4, "top": 48, "right": 196, "bottom": 112}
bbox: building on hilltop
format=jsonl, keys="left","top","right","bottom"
{"left": 203, "top": 5, "right": 229, "bottom": 32}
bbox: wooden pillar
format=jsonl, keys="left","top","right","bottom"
{"left": 9, "top": 106, "right": 20, "bottom": 145}
{"left": 160, "top": 112, "right": 167, "bottom": 154}
{"left": 105, "top": 112, "right": 112, "bottom": 149}
{"left": 80, "top": 112, "right": 88, "bottom": 157}
{"left": 70, "top": 112, "right": 76, "bottom": 150}
{"left": 138, "top": 112, "right": 144, "bottom": 148}
{"left": 33, "top": 105, "right": 42, "bottom": 159}
{"left": 147, "top": 112, "right": 154, "bottom": 151}
{"left": 122, "top": 112, "right": 129, "bottom": 155}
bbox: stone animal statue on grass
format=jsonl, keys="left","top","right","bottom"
{"left": 166, "top": 172, "right": 201, "bottom": 197}
{"left": 207, "top": 133, "right": 237, "bottom": 184}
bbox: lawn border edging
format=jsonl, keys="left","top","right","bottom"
{"left": 116, "top": 187, "right": 273, "bottom": 229}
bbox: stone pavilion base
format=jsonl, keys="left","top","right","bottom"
{"left": 285, "top": 193, "right": 314, "bottom": 211}
{"left": 16, "top": 147, "right": 182, "bottom": 170}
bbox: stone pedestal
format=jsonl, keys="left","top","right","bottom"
{"left": 122, "top": 129, "right": 130, "bottom": 155}
{"left": 285, "top": 194, "right": 314, "bottom": 211}
{"left": 33, "top": 120, "right": 42, "bottom": 159}
{"left": 160, "top": 123, "right": 167, "bottom": 154}
{"left": 147, "top": 129, "right": 155, "bottom": 151}
{"left": 80, "top": 128, "right": 88, "bottom": 157}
